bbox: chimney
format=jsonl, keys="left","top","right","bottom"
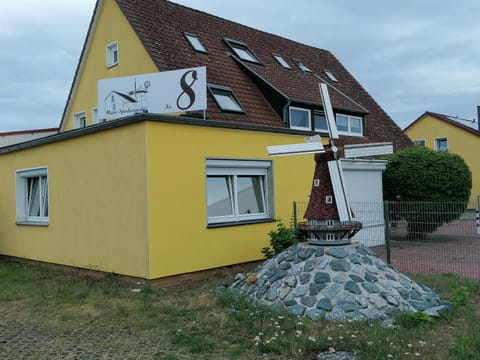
{"left": 478, "top": 106, "right": 480, "bottom": 132}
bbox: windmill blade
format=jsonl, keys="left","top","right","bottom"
{"left": 319, "top": 82, "right": 339, "bottom": 140}
{"left": 267, "top": 136, "right": 325, "bottom": 156}
{"left": 327, "top": 159, "right": 352, "bottom": 222}
{"left": 344, "top": 142, "right": 393, "bottom": 158}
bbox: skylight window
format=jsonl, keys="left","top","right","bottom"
{"left": 184, "top": 32, "right": 207, "bottom": 53}
{"left": 208, "top": 84, "right": 245, "bottom": 113}
{"left": 272, "top": 53, "right": 291, "bottom": 69}
{"left": 224, "top": 39, "right": 261, "bottom": 64}
{"left": 324, "top": 69, "right": 338, "bottom": 82}
{"left": 292, "top": 59, "right": 311, "bottom": 73}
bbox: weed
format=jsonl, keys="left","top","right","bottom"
{"left": 394, "top": 311, "right": 434, "bottom": 328}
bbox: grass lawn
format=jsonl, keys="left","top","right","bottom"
{"left": 0, "top": 260, "right": 479, "bottom": 359}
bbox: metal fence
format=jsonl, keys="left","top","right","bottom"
{"left": 292, "top": 199, "right": 480, "bottom": 279}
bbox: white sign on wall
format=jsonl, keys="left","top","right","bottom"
{"left": 97, "top": 66, "right": 206, "bottom": 120}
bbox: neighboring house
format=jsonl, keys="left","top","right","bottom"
{"left": 0, "top": 0, "right": 411, "bottom": 281}
{"left": 0, "top": 128, "right": 58, "bottom": 147}
{"left": 405, "top": 110, "right": 479, "bottom": 205}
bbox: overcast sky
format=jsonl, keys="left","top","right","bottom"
{"left": 1, "top": 0, "right": 479, "bottom": 132}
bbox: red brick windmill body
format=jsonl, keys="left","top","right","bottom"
{"left": 268, "top": 83, "right": 391, "bottom": 246}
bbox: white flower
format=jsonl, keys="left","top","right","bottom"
{"left": 414, "top": 353, "right": 421, "bottom": 357}
{"left": 387, "top": 355, "right": 393, "bottom": 358}
{"left": 328, "top": 347, "right": 336, "bottom": 353}
{"left": 308, "top": 336, "right": 316, "bottom": 342}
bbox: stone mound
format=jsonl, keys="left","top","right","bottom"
{"left": 230, "top": 243, "right": 449, "bottom": 322}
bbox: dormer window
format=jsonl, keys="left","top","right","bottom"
{"left": 292, "top": 59, "right": 311, "bottom": 73}
{"left": 314, "top": 112, "right": 328, "bottom": 132}
{"left": 336, "top": 114, "right": 363, "bottom": 136}
{"left": 106, "top": 41, "right": 119, "bottom": 68}
{"left": 184, "top": 32, "right": 207, "bottom": 53}
{"left": 208, "top": 84, "right": 245, "bottom": 113}
{"left": 289, "top": 107, "right": 311, "bottom": 130}
{"left": 272, "top": 53, "right": 291, "bottom": 69}
{"left": 324, "top": 69, "right": 338, "bottom": 82}
{"left": 224, "top": 39, "right": 261, "bottom": 64}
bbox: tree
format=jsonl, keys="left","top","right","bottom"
{"left": 383, "top": 146, "right": 472, "bottom": 236}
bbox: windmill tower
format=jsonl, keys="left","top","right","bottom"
{"left": 268, "top": 83, "right": 392, "bottom": 246}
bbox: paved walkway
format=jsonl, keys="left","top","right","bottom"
{"left": 0, "top": 309, "right": 167, "bottom": 359}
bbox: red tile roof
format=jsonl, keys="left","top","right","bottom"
{"left": 114, "top": 0, "right": 411, "bottom": 150}
{"left": 406, "top": 111, "right": 480, "bottom": 136}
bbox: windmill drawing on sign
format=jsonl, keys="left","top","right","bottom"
{"left": 267, "top": 83, "right": 393, "bottom": 246}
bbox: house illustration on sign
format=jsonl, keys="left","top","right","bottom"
{"left": 0, "top": 0, "right": 412, "bottom": 283}
{"left": 104, "top": 79, "right": 150, "bottom": 116}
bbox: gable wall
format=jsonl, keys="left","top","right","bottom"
{"left": 0, "top": 123, "right": 150, "bottom": 278}
{"left": 63, "top": 0, "right": 158, "bottom": 131}
{"left": 406, "top": 114, "right": 480, "bottom": 204}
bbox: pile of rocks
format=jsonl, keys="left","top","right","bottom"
{"left": 230, "top": 243, "right": 449, "bottom": 322}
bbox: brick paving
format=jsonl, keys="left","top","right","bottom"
{"left": 372, "top": 219, "right": 480, "bottom": 280}
{"left": 0, "top": 308, "right": 168, "bottom": 359}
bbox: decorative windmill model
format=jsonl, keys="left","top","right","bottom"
{"left": 267, "top": 83, "right": 393, "bottom": 246}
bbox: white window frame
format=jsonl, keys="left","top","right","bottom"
{"left": 313, "top": 111, "right": 328, "bottom": 132}
{"left": 206, "top": 159, "right": 273, "bottom": 225}
{"left": 73, "top": 111, "right": 87, "bottom": 129}
{"left": 292, "top": 58, "right": 312, "bottom": 73}
{"left": 324, "top": 69, "right": 338, "bottom": 82}
{"left": 92, "top": 107, "right": 99, "bottom": 124}
{"left": 106, "top": 41, "right": 119, "bottom": 68}
{"left": 208, "top": 84, "right": 245, "bottom": 113}
{"left": 335, "top": 113, "right": 363, "bottom": 136}
{"left": 434, "top": 137, "right": 448, "bottom": 151}
{"left": 413, "top": 139, "right": 426, "bottom": 147}
{"left": 224, "top": 39, "right": 261, "bottom": 64}
{"left": 325, "top": 195, "right": 333, "bottom": 204}
{"left": 15, "top": 167, "right": 49, "bottom": 225}
{"left": 289, "top": 107, "right": 311, "bottom": 130}
{"left": 184, "top": 32, "right": 207, "bottom": 53}
{"left": 272, "top": 53, "right": 291, "bottom": 69}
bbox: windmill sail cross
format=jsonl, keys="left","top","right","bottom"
{"left": 319, "top": 82, "right": 339, "bottom": 140}
{"left": 267, "top": 137, "right": 325, "bottom": 156}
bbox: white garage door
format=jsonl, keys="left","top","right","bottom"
{"left": 342, "top": 159, "right": 387, "bottom": 246}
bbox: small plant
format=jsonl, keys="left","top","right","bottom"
{"left": 450, "top": 285, "right": 472, "bottom": 307}
{"left": 261, "top": 220, "right": 300, "bottom": 258}
{"left": 394, "top": 311, "right": 434, "bottom": 328}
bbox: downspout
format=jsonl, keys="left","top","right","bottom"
{"left": 283, "top": 99, "right": 291, "bottom": 126}
{"left": 477, "top": 106, "right": 480, "bottom": 132}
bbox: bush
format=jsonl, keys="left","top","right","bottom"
{"left": 383, "top": 147, "right": 472, "bottom": 235}
{"left": 261, "top": 220, "right": 301, "bottom": 258}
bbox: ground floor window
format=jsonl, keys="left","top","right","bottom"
{"left": 206, "top": 159, "right": 273, "bottom": 225}
{"left": 15, "top": 167, "right": 49, "bottom": 225}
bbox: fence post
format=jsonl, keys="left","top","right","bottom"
{"left": 477, "top": 196, "right": 480, "bottom": 236}
{"left": 383, "top": 201, "right": 391, "bottom": 264}
{"left": 293, "top": 201, "right": 298, "bottom": 229}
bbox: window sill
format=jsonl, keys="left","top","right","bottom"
{"left": 207, "top": 218, "right": 276, "bottom": 229}
{"left": 16, "top": 221, "right": 49, "bottom": 227}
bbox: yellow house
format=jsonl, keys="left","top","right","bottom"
{"left": 0, "top": 0, "right": 411, "bottom": 281}
{"left": 404, "top": 111, "right": 479, "bottom": 205}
